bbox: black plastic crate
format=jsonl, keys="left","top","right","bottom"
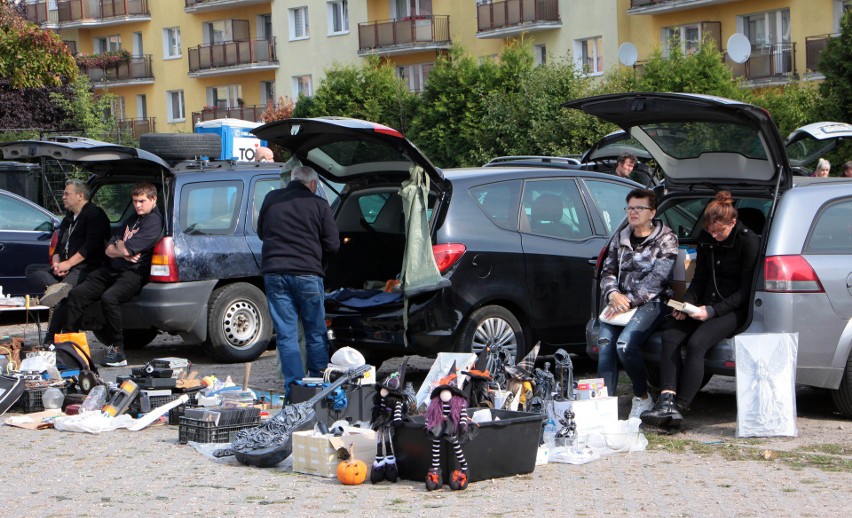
{"left": 128, "top": 392, "right": 183, "bottom": 415}
{"left": 168, "top": 403, "right": 198, "bottom": 425}
{"left": 15, "top": 386, "right": 68, "bottom": 413}
{"left": 178, "top": 416, "right": 261, "bottom": 444}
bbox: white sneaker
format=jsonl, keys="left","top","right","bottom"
{"left": 629, "top": 395, "right": 655, "bottom": 419}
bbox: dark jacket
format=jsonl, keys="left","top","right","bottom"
{"left": 684, "top": 220, "right": 760, "bottom": 318}
{"left": 107, "top": 206, "right": 164, "bottom": 274}
{"left": 257, "top": 181, "right": 339, "bottom": 276}
{"left": 57, "top": 201, "right": 111, "bottom": 267}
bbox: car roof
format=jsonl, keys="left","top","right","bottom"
{"left": 444, "top": 166, "right": 644, "bottom": 186}
{"left": 786, "top": 121, "right": 852, "bottom": 142}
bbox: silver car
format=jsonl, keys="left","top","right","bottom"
{"left": 573, "top": 93, "right": 852, "bottom": 417}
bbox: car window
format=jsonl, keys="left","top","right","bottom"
{"left": 0, "top": 193, "right": 52, "bottom": 231}
{"left": 358, "top": 193, "right": 392, "bottom": 225}
{"left": 520, "top": 179, "right": 592, "bottom": 240}
{"left": 252, "top": 178, "right": 281, "bottom": 231}
{"left": 583, "top": 179, "right": 634, "bottom": 235}
{"left": 658, "top": 198, "right": 708, "bottom": 239}
{"left": 641, "top": 122, "right": 768, "bottom": 160}
{"left": 804, "top": 198, "right": 852, "bottom": 254}
{"left": 469, "top": 180, "right": 522, "bottom": 231}
{"left": 91, "top": 183, "right": 136, "bottom": 223}
{"left": 179, "top": 181, "right": 243, "bottom": 235}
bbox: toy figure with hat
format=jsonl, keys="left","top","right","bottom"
{"left": 369, "top": 359, "right": 409, "bottom": 483}
{"left": 462, "top": 346, "right": 494, "bottom": 408}
{"left": 424, "top": 361, "right": 475, "bottom": 491}
{"left": 505, "top": 343, "right": 540, "bottom": 411}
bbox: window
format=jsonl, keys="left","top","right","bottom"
{"left": 166, "top": 90, "right": 185, "bottom": 122}
{"left": 293, "top": 75, "right": 313, "bottom": 96}
{"left": 520, "top": 179, "right": 593, "bottom": 240}
{"left": 470, "top": 181, "right": 522, "bottom": 231}
{"left": 132, "top": 32, "right": 143, "bottom": 57}
{"left": 741, "top": 9, "right": 790, "bottom": 46}
{"left": 533, "top": 44, "right": 546, "bottom": 66}
{"left": 0, "top": 194, "right": 52, "bottom": 232}
{"left": 94, "top": 35, "right": 121, "bottom": 53}
{"left": 252, "top": 178, "right": 281, "bottom": 231}
{"left": 180, "top": 182, "right": 243, "bottom": 235}
{"left": 260, "top": 81, "right": 275, "bottom": 106}
{"left": 328, "top": 1, "right": 349, "bottom": 35}
{"left": 396, "top": 63, "right": 433, "bottom": 92}
{"left": 110, "top": 96, "right": 125, "bottom": 120}
{"left": 207, "top": 85, "right": 243, "bottom": 110}
{"left": 136, "top": 94, "right": 147, "bottom": 119}
{"left": 258, "top": 14, "right": 273, "bottom": 40}
{"left": 575, "top": 37, "right": 603, "bottom": 75}
{"left": 92, "top": 183, "right": 137, "bottom": 222}
{"left": 662, "top": 24, "right": 701, "bottom": 56}
{"left": 163, "top": 27, "right": 181, "bottom": 58}
{"left": 583, "top": 180, "right": 635, "bottom": 235}
{"left": 804, "top": 199, "right": 852, "bottom": 254}
{"left": 391, "top": 0, "right": 431, "bottom": 19}
{"left": 289, "top": 6, "right": 309, "bottom": 40}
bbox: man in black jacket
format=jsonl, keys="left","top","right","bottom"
{"left": 258, "top": 166, "right": 339, "bottom": 398}
{"left": 62, "top": 183, "right": 164, "bottom": 367}
{"left": 27, "top": 179, "right": 110, "bottom": 307}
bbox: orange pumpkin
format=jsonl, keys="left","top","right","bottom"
{"left": 337, "top": 443, "right": 368, "bottom": 485}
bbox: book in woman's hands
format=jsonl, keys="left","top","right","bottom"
{"left": 667, "top": 299, "right": 700, "bottom": 316}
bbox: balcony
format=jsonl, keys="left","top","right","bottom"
{"left": 83, "top": 55, "right": 154, "bottom": 88}
{"left": 805, "top": 34, "right": 835, "bottom": 75}
{"left": 185, "top": 0, "right": 270, "bottom": 13}
{"left": 726, "top": 43, "right": 797, "bottom": 84}
{"left": 188, "top": 38, "right": 278, "bottom": 78}
{"left": 55, "top": 0, "right": 150, "bottom": 28}
{"left": 629, "top": 0, "right": 743, "bottom": 15}
{"left": 108, "top": 117, "right": 156, "bottom": 142}
{"left": 476, "top": 0, "right": 560, "bottom": 38}
{"left": 358, "top": 15, "right": 451, "bottom": 56}
{"left": 25, "top": 1, "right": 59, "bottom": 28}
{"left": 191, "top": 104, "right": 268, "bottom": 124}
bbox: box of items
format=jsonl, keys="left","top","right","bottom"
{"left": 289, "top": 381, "right": 375, "bottom": 425}
{"left": 292, "top": 428, "right": 377, "bottom": 477}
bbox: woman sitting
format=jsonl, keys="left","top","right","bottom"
{"left": 641, "top": 191, "right": 760, "bottom": 428}
{"left": 598, "top": 188, "right": 678, "bottom": 419}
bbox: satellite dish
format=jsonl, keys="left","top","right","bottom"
{"left": 727, "top": 33, "right": 752, "bottom": 64}
{"left": 618, "top": 42, "right": 639, "bottom": 67}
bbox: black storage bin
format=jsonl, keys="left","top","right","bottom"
{"left": 15, "top": 386, "right": 68, "bottom": 413}
{"left": 288, "top": 382, "right": 375, "bottom": 425}
{"left": 394, "top": 409, "right": 545, "bottom": 483}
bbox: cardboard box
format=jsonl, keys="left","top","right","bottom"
{"left": 576, "top": 378, "right": 607, "bottom": 399}
{"left": 549, "top": 396, "right": 618, "bottom": 439}
{"left": 672, "top": 247, "right": 697, "bottom": 300}
{"left": 292, "top": 428, "right": 377, "bottom": 478}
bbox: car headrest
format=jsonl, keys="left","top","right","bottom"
{"left": 531, "top": 194, "right": 564, "bottom": 223}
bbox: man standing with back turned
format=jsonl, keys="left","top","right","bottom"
{"left": 258, "top": 166, "right": 339, "bottom": 399}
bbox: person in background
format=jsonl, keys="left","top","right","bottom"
{"left": 641, "top": 191, "right": 759, "bottom": 429}
{"left": 614, "top": 152, "right": 654, "bottom": 187}
{"left": 842, "top": 161, "right": 852, "bottom": 178}
{"left": 812, "top": 158, "right": 831, "bottom": 177}
{"left": 255, "top": 146, "right": 274, "bottom": 162}
{"left": 598, "top": 188, "right": 678, "bottom": 419}
{"left": 258, "top": 165, "right": 339, "bottom": 400}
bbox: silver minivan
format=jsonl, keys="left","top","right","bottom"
{"left": 574, "top": 93, "right": 852, "bottom": 417}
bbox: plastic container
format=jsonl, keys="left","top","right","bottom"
{"left": 42, "top": 387, "right": 65, "bottom": 409}
{"left": 178, "top": 416, "right": 261, "bottom": 444}
{"left": 80, "top": 385, "right": 107, "bottom": 413}
{"left": 394, "top": 409, "right": 545, "bottom": 483}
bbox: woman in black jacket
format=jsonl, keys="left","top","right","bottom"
{"left": 641, "top": 191, "right": 760, "bottom": 428}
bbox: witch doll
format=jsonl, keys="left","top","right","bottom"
{"left": 370, "top": 359, "right": 408, "bottom": 483}
{"left": 425, "top": 362, "right": 475, "bottom": 491}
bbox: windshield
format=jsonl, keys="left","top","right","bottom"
{"left": 642, "top": 122, "right": 767, "bottom": 160}
{"left": 311, "top": 140, "right": 409, "bottom": 167}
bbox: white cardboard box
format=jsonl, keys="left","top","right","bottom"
{"left": 549, "top": 396, "right": 618, "bottom": 438}
{"left": 292, "top": 428, "right": 377, "bottom": 478}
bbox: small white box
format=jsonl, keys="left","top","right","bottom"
{"left": 292, "top": 428, "right": 376, "bottom": 478}
{"left": 549, "top": 396, "right": 618, "bottom": 438}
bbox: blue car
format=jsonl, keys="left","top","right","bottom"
{"left": 0, "top": 188, "right": 59, "bottom": 296}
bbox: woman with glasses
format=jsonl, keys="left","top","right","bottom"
{"left": 598, "top": 188, "right": 678, "bottom": 419}
{"left": 641, "top": 191, "right": 759, "bottom": 429}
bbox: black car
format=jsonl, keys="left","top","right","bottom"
{"left": 255, "top": 118, "right": 642, "bottom": 361}
{"left": 0, "top": 188, "right": 60, "bottom": 296}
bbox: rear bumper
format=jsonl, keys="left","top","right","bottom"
{"left": 122, "top": 280, "right": 217, "bottom": 342}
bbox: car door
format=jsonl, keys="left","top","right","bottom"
{"left": 519, "top": 178, "right": 607, "bottom": 346}
{"left": 0, "top": 191, "right": 56, "bottom": 295}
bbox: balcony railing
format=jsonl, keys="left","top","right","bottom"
{"left": 185, "top": 0, "right": 268, "bottom": 8}
{"left": 726, "top": 43, "right": 796, "bottom": 82}
{"left": 188, "top": 38, "right": 277, "bottom": 73}
{"left": 83, "top": 55, "right": 153, "bottom": 84}
{"left": 109, "top": 117, "right": 156, "bottom": 141}
{"left": 358, "top": 15, "right": 450, "bottom": 53}
{"left": 805, "top": 34, "right": 835, "bottom": 73}
{"left": 25, "top": 1, "right": 59, "bottom": 25}
{"left": 477, "top": 0, "right": 560, "bottom": 33}
{"left": 191, "top": 104, "right": 269, "bottom": 124}
{"left": 56, "top": 0, "right": 149, "bottom": 23}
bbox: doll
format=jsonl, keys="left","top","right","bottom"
{"left": 505, "top": 343, "right": 540, "bottom": 411}
{"left": 425, "top": 362, "right": 474, "bottom": 491}
{"left": 462, "top": 346, "right": 494, "bottom": 408}
{"left": 370, "top": 360, "right": 408, "bottom": 483}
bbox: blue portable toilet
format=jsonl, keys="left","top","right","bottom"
{"left": 194, "top": 118, "right": 267, "bottom": 161}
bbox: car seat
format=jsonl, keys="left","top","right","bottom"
{"left": 737, "top": 207, "right": 765, "bottom": 235}
{"left": 530, "top": 194, "right": 569, "bottom": 238}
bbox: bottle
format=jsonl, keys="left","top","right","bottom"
{"left": 80, "top": 385, "right": 107, "bottom": 413}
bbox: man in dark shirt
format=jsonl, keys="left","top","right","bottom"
{"left": 258, "top": 166, "right": 339, "bottom": 398}
{"left": 615, "top": 152, "right": 655, "bottom": 187}
{"left": 27, "top": 179, "right": 110, "bottom": 308}
{"left": 62, "top": 182, "right": 164, "bottom": 367}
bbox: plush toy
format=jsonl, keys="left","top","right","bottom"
{"left": 425, "top": 362, "right": 475, "bottom": 491}
{"left": 462, "top": 346, "right": 494, "bottom": 408}
{"left": 369, "top": 359, "right": 408, "bottom": 483}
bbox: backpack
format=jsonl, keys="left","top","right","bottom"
{"left": 53, "top": 341, "right": 98, "bottom": 374}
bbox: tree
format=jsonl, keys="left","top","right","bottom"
{"left": 817, "top": 11, "right": 852, "bottom": 122}
{"left": 0, "top": 3, "right": 77, "bottom": 88}
{"left": 49, "top": 75, "right": 117, "bottom": 140}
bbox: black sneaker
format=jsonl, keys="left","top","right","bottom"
{"left": 40, "top": 282, "right": 72, "bottom": 308}
{"left": 101, "top": 345, "right": 127, "bottom": 367}
{"left": 640, "top": 392, "right": 683, "bottom": 428}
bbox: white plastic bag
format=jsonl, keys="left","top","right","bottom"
{"left": 735, "top": 333, "right": 798, "bottom": 438}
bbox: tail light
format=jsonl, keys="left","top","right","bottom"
{"left": 48, "top": 230, "right": 59, "bottom": 259}
{"left": 432, "top": 243, "right": 466, "bottom": 273}
{"left": 149, "top": 237, "right": 179, "bottom": 282}
{"left": 764, "top": 255, "right": 824, "bottom": 293}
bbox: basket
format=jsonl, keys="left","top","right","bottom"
{"left": 168, "top": 403, "right": 198, "bottom": 425}
{"left": 178, "top": 416, "right": 261, "bottom": 444}
{"left": 16, "top": 386, "right": 68, "bottom": 413}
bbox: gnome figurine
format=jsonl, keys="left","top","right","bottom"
{"left": 463, "top": 346, "right": 494, "bottom": 408}
{"left": 424, "top": 362, "right": 474, "bottom": 491}
{"left": 370, "top": 359, "right": 409, "bottom": 483}
{"left": 505, "top": 343, "right": 540, "bottom": 411}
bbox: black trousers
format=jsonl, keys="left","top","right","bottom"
{"left": 659, "top": 311, "right": 743, "bottom": 408}
{"left": 26, "top": 263, "right": 86, "bottom": 291}
{"left": 63, "top": 266, "right": 143, "bottom": 347}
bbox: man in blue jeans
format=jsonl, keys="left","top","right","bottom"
{"left": 257, "top": 166, "right": 339, "bottom": 399}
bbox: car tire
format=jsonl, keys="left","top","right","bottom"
{"left": 139, "top": 133, "right": 222, "bottom": 161}
{"left": 454, "top": 305, "right": 526, "bottom": 361}
{"left": 207, "top": 283, "right": 272, "bottom": 363}
{"left": 91, "top": 328, "right": 158, "bottom": 349}
{"left": 830, "top": 353, "right": 852, "bottom": 417}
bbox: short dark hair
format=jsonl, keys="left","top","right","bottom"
{"left": 618, "top": 152, "right": 637, "bottom": 165}
{"left": 131, "top": 182, "right": 157, "bottom": 200}
{"left": 626, "top": 188, "right": 656, "bottom": 210}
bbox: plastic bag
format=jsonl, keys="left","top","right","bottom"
{"left": 735, "top": 333, "right": 798, "bottom": 438}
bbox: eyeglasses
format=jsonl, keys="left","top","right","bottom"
{"left": 624, "top": 206, "right": 651, "bottom": 214}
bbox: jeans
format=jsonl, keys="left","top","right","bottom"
{"left": 597, "top": 299, "right": 665, "bottom": 397}
{"left": 264, "top": 273, "right": 329, "bottom": 399}
{"left": 63, "top": 266, "right": 144, "bottom": 346}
